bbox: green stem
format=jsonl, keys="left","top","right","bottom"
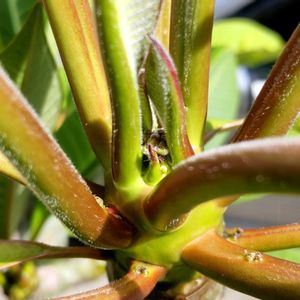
{"left": 182, "top": 229, "right": 300, "bottom": 300}
{"left": 225, "top": 223, "right": 300, "bottom": 252}
{"left": 95, "top": 0, "right": 150, "bottom": 190}
{"left": 43, "top": 0, "right": 112, "bottom": 169}
{"left": 170, "top": 0, "right": 215, "bottom": 151}
{"left": 144, "top": 138, "right": 300, "bottom": 231}
{"left": 232, "top": 24, "right": 300, "bottom": 142}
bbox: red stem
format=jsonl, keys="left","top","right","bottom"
{"left": 144, "top": 138, "right": 300, "bottom": 231}
{"left": 225, "top": 223, "right": 300, "bottom": 252}
{"left": 52, "top": 261, "right": 167, "bottom": 300}
{"left": 182, "top": 229, "right": 300, "bottom": 300}
{"left": 232, "top": 24, "right": 300, "bottom": 141}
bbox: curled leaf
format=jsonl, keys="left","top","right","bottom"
{"left": 146, "top": 36, "right": 193, "bottom": 165}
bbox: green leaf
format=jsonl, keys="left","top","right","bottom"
{"left": 206, "top": 48, "right": 239, "bottom": 149}
{"left": 170, "top": 0, "right": 215, "bottom": 151}
{"left": 95, "top": 0, "right": 161, "bottom": 189}
{"left": 0, "top": 0, "right": 36, "bottom": 50}
{"left": 267, "top": 248, "right": 300, "bottom": 264}
{"left": 0, "top": 240, "right": 104, "bottom": 270}
{"left": 0, "top": 4, "right": 63, "bottom": 130}
{"left": 212, "top": 18, "right": 285, "bottom": 66}
{"left": 145, "top": 36, "right": 193, "bottom": 165}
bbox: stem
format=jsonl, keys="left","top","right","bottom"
{"left": 170, "top": 0, "right": 215, "bottom": 151}
{"left": 205, "top": 119, "right": 244, "bottom": 143}
{"left": 225, "top": 223, "right": 300, "bottom": 252}
{"left": 45, "top": 246, "right": 107, "bottom": 260}
{"left": 182, "top": 229, "right": 300, "bottom": 300}
{"left": 95, "top": 0, "right": 152, "bottom": 190}
{"left": 0, "top": 239, "right": 108, "bottom": 270}
{"left": 232, "top": 24, "right": 300, "bottom": 142}
{"left": 144, "top": 138, "right": 300, "bottom": 231}
{"left": 43, "top": 0, "right": 112, "bottom": 169}
{"left": 53, "top": 261, "right": 167, "bottom": 300}
{"left": 0, "top": 67, "right": 134, "bottom": 249}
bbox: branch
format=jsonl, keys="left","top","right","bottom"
{"left": 0, "top": 240, "right": 107, "bottom": 270}
{"left": 0, "top": 67, "right": 134, "bottom": 249}
{"left": 232, "top": 24, "right": 300, "bottom": 142}
{"left": 43, "top": 0, "right": 112, "bottom": 169}
{"left": 53, "top": 261, "right": 167, "bottom": 300}
{"left": 144, "top": 137, "right": 300, "bottom": 231}
{"left": 170, "top": 0, "right": 215, "bottom": 151}
{"left": 205, "top": 119, "right": 244, "bottom": 144}
{"left": 224, "top": 223, "right": 300, "bottom": 252}
{"left": 181, "top": 229, "right": 300, "bottom": 300}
